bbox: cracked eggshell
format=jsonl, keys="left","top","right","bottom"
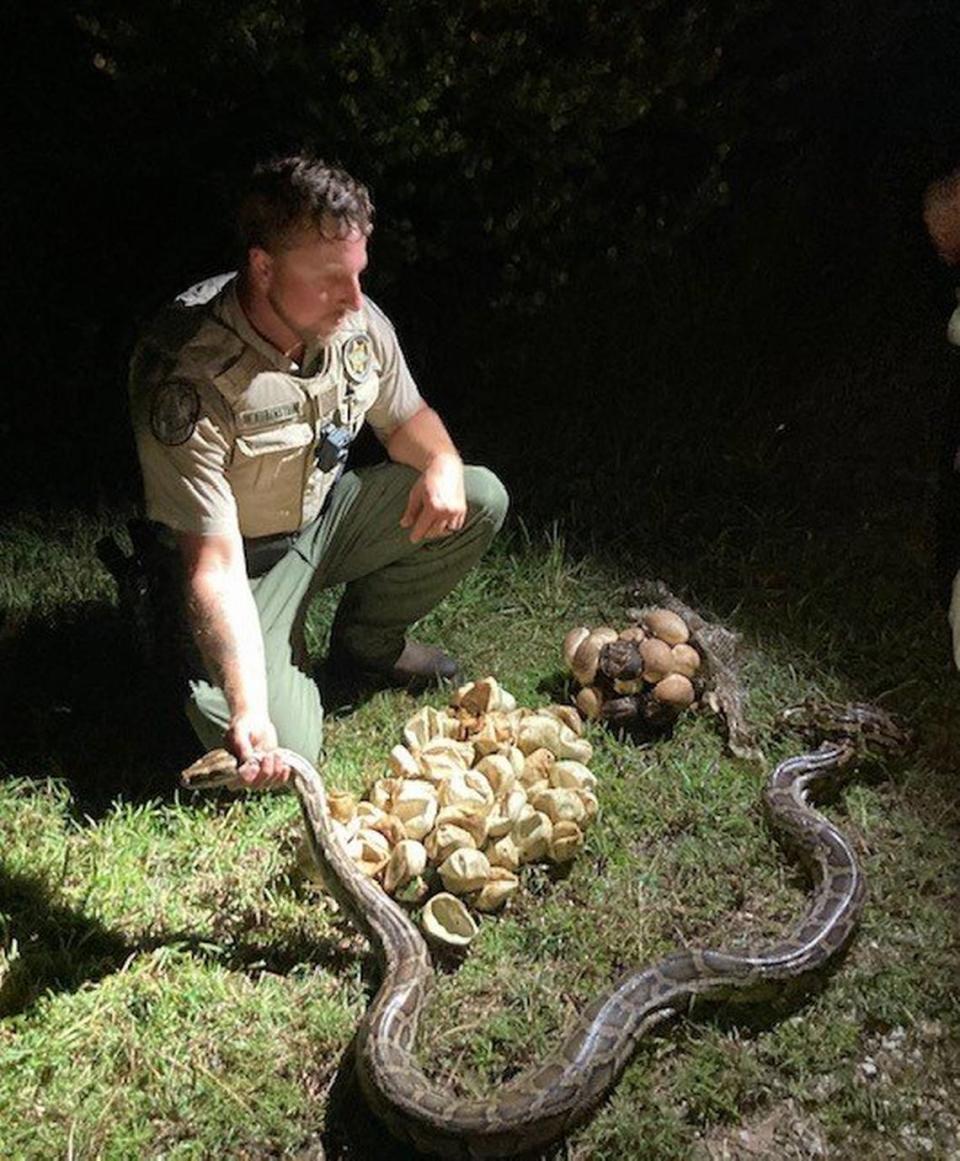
{"left": 520, "top": 747, "right": 555, "bottom": 788}
{"left": 425, "top": 822, "right": 476, "bottom": 863}
{"left": 541, "top": 704, "right": 584, "bottom": 736}
{"left": 367, "top": 813, "right": 408, "bottom": 847}
{"left": 435, "top": 804, "right": 489, "bottom": 849}
{"left": 517, "top": 716, "right": 594, "bottom": 763}
{"left": 326, "top": 789, "right": 357, "bottom": 824}
{"left": 369, "top": 777, "right": 404, "bottom": 812}
{"left": 472, "top": 868, "right": 520, "bottom": 912}
{"left": 388, "top": 744, "right": 422, "bottom": 779}
{"left": 548, "top": 821, "right": 585, "bottom": 863}
{"left": 439, "top": 847, "right": 491, "bottom": 895}
{"left": 549, "top": 760, "right": 597, "bottom": 793}
{"left": 347, "top": 829, "right": 392, "bottom": 878}
{"left": 383, "top": 839, "right": 428, "bottom": 895}
{"left": 576, "top": 788, "right": 600, "bottom": 821}
{"left": 356, "top": 801, "right": 389, "bottom": 827}
{"left": 390, "top": 780, "right": 439, "bottom": 822}
{"left": 439, "top": 768, "right": 495, "bottom": 810}
{"left": 486, "top": 787, "right": 528, "bottom": 838}
{"left": 512, "top": 810, "right": 554, "bottom": 863}
{"left": 532, "top": 787, "right": 586, "bottom": 825}
{"left": 474, "top": 754, "right": 516, "bottom": 798}
{"left": 402, "top": 796, "right": 439, "bottom": 842}
{"left": 642, "top": 608, "right": 690, "bottom": 646}
{"left": 485, "top": 832, "right": 521, "bottom": 872}
{"left": 421, "top": 892, "right": 478, "bottom": 948}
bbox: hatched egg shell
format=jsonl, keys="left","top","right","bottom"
{"left": 454, "top": 677, "right": 509, "bottom": 715}
{"left": 435, "top": 804, "right": 489, "bottom": 849}
{"left": 402, "top": 706, "right": 446, "bottom": 751}
{"left": 439, "top": 769, "right": 495, "bottom": 810}
{"left": 532, "top": 788, "right": 586, "bottom": 825}
{"left": 388, "top": 744, "right": 422, "bottom": 779}
{"left": 516, "top": 716, "right": 593, "bottom": 763}
{"left": 576, "top": 788, "right": 600, "bottom": 821}
{"left": 367, "top": 813, "right": 408, "bottom": 847}
{"left": 439, "top": 847, "right": 491, "bottom": 895}
{"left": 390, "top": 780, "right": 440, "bottom": 822}
{"left": 474, "top": 754, "right": 516, "bottom": 797}
{"left": 383, "top": 839, "right": 428, "bottom": 895}
{"left": 512, "top": 810, "right": 554, "bottom": 863}
{"left": 403, "top": 796, "right": 439, "bottom": 842}
{"left": 642, "top": 608, "right": 690, "bottom": 646}
{"left": 486, "top": 787, "right": 528, "bottom": 838}
{"left": 326, "top": 789, "right": 357, "bottom": 824}
{"left": 520, "top": 747, "right": 555, "bottom": 788}
{"left": 541, "top": 704, "right": 584, "bottom": 736}
{"left": 485, "top": 832, "right": 521, "bottom": 872}
{"left": 549, "top": 760, "right": 598, "bottom": 792}
{"left": 548, "top": 820, "right": 585, "bottom": 863}
{"left": 395, "top": 874, "right": 431, "bottom": 905}
{"left": 421, "top": 892, "right": 479, "bottom": 948}
{"left": 422, "top": 737, "right": 476, "bottom": 766}
{"left": 356, "top": 801, "right": 389, "bottom": 826}
{"left": 425, "top": 823, "right": 476, "bottom": 863}
{"left": 347, "top": 830, "right": 391, "bottom": 878}
{"left": 370, "top": 777, "right": 404, "bottom": 812}
{"left": 472, "top": 868, "right": 520, "bottom": 912}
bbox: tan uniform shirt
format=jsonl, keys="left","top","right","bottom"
{"left": 129, "top": 275, "right": 423, "bottom": 538}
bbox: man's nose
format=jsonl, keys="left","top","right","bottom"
{"left": 343, "top": 276, "right": 363, "bottom": 311}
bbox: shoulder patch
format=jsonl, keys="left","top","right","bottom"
{"left": 343, "top": 332, "right": 373, "bottom": 385}
{"left": 150, "top": 381, "right": 201, "bottom": 446}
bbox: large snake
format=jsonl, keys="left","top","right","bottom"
{"left": 181, "top": 701, "right": 910, "bottom": 1159}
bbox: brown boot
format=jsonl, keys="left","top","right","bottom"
{"left": 326, "top": 639, "right": 460, "bottom": 694}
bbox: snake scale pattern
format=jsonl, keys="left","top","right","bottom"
{"left": 183, "top": 700, "right": 909, "bottom": 1158}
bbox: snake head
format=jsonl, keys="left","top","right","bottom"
{"left": 181, "top": 748, "right": 243, "bottom": 790}
{"left": 779, "top": 700, "right": 914, "bottom": 757}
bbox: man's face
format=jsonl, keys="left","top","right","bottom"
{"left": 253, "top": 223, "right": 369, "bottom": 341}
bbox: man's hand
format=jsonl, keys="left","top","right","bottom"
{"left": 226, "top": 711, "right": 291, "bottom": 788}
{"left": 399, "top": 452, "right": 466, "bottom": 543}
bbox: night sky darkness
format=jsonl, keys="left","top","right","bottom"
{"left": 4, "top": 2, "right": 960, "bottom": 519}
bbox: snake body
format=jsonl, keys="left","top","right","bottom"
{"left": 182, "top": 702, "right": 909, "bottom": 1159}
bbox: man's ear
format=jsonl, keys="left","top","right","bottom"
{"left": 248, "top": 246, "right": 273, "bottom": 289}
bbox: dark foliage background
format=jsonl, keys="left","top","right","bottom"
{"left": 5, "top": 1, "right": 960, "bottom": 526}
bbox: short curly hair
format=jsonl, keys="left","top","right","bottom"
{"left": 237, "top": 153, "right": 374, "bottom": 253}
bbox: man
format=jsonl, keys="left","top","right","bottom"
{"left": 923, "top": 169, "right": 960, "bottom": 668}
{"left": 129, "top": 153, "right": 508, "bottom": 788}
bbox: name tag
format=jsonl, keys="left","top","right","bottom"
{"left": 236, "top": 402, "right": 303, "bottom": 429}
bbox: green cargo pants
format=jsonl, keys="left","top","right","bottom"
{"left": 185, "top": 461, "right": 508, "bottom": 762}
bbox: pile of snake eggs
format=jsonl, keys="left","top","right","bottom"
{"left": 564, "top": 608, "right": 703, "bottom": 727}
{"left": 321, "top": 678, "right": 598, "bottom": 948}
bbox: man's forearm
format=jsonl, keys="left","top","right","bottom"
{"left": 385, "top": 406, "right": 461, "bottom": 472}
{"left": 186, "top": 566, "right": 269, "bottom": 719}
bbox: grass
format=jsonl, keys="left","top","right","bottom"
{"left": 1, "top": 241, "right": 959, "bottom": 1159}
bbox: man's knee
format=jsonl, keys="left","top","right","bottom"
{"left": 464, "top": 465, "right": 509, "bottom": 533}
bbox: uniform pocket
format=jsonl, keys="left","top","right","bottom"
{"left": 229, "top": 422, "right": 315, "bottom": 535}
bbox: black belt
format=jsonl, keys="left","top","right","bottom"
{"left": 243, "top": 531, "right": 298, "bottom": 578}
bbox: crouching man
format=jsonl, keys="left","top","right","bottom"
{"left": 129, "top": 153, "right": 508, "bottom": 788}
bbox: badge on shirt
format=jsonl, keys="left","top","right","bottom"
{"left": 342, "top": 333, "right": 372, "bottom": 385}
{"left": 150, "top": 381, "right": 201, "bottom": 446}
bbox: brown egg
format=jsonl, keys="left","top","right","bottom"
{"left": 670, "top": 643, "right": 701, "bottom": 678}
{"left": 639, "top": 637, "right": 673, "bottom": 682}
{"left": 642, "top": 608, "right": 690, "bottom": 646}
{"left": 652, "top": 673, "right": 695, "bottom": 708}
